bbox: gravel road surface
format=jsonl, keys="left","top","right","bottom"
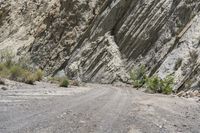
{"left": 0, "top": 82, "right": 200, "bottom": 133}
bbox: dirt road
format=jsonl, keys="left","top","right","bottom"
{"left": 0, "top": 82, "right": 200, "bottom": 133}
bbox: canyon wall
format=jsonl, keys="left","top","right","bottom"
{"left": 1, "top": 0, "right": 200, "bottom": 91}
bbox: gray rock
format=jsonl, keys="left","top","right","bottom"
{"left": 1, "top": 86, "right": 8, "bottom": 91}
{"left": 1, "top": 0, "right": 200, "bottom": 92}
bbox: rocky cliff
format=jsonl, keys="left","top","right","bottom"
{"left": 1, "top": 0, "right": 200, "bottom": 91}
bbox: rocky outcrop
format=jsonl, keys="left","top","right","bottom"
{"left": 0, "top": 0, "right": 105, "bottom": 69}
{"left": 28, "top": 0, "right": 106, "bottom": 75}
{"left": 64, "top": 0, "right": 200, "bottom": 92}
{"left": 1, "top": 0, "right": 200, "bottom": 92}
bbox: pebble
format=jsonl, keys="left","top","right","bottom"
{"left": 1, "top": 87, "right": 8, "bottom": 91}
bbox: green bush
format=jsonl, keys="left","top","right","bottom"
{"left": 160, "top": 76, "right": 174, "bottom": 94}
{"left": 145, "top": 76, "right": 161, "bottom": 93}
{"left": 145, "top": 75, "right": 174, "bottom": 95}
{"left": 130, "top": 65, "right": 147, "bottom": 88}
{"left": 9, "top": 65, "right": 25, "bottom": 81}
{"left": 0, "top": 50, "right": 44, "bottom": 85}
{"left": 130, "top": 65, "right": 174, "bottom": 95}
{"left": 60, "top": 78, "right": 69, "bottom": 88}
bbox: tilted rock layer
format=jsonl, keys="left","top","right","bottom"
{"left": 1, "top": 0, "right": 200, "bottom": 91}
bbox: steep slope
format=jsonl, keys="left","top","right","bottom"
{"left": 1, "top": 0, "right": 200, "bottom": 91}
{"left": 0, "top": 0, "right": 105, "bottom": 70}
{"left": 64, "top": 0, "right": 200, "bottom": 92}
{"left": 65, "top": 0, "right": 200, "bottom": 91}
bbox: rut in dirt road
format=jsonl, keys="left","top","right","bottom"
{"left": 0, "top": 83, "right": 200, "bottom": 133}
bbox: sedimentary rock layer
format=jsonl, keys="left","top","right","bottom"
{"left": 1, "top": 0, "right": 200, "bottom": 91}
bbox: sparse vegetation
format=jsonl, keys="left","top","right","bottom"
{"left": 145, "top": 76, "right": 160, "bottom": 93}
{"left": 48, "top": 76, "right": 70, "bottom": 88}
{"left": 161, "top": 76, "right": 174, "bottom": 94}
{"left": 145, "top": 75, "right": 174, "bottom": 95}
{"left": 0, "top": 49, "right": 44, "bottom": 85}
{"left": 0, "top": 49, "right": 15, "bottom": 68}
{"left": 60, "top": 79, "right": 69, "bottom": 88}
{"left": 24, "top": 73, "right": 36, "bottom": 85}
{"left": 34, "top": 69, "right": 44, "bottom": 81}
{"left": 130, "top": 65, "right": 147, "bottom": 88}
{"left": 130, "top": 65, "right": 174, "bottom": 95}
{"left": 9, "top": 65, "right": 24, "bottom": 80}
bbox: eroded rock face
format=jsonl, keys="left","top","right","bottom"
{"left": 0, "top": 0, "right": 105, "bottom": 71}
{"left": 65, "top": 0, "right": 200, "bottom": 91}
{"left": 65, "top": 32, "right": 128, "bottom": 83}
{"left": 1, "top": 0, "right": 200, "bottom": 91}
{"left": 29, "top": 0, "right": 106, "bottom": 75}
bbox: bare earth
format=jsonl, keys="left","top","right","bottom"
{"left": 0, "top": 82, "right": 200, "bottom": 133}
